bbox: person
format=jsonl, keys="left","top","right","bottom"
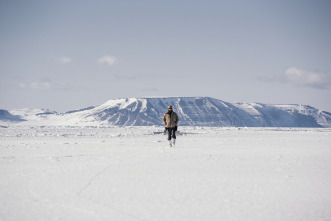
{"left": 162, "top": 105, "right": 179, "bottom": 147}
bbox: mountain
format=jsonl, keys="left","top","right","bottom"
{"left": 0, "top": 109, "right": 26, "bottom": 122}
{"left": 2, "top": 97, "right": 331, "bottom": 127}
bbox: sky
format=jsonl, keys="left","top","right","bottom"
{"left": 1, "top": 0, "right": 331, "bottom": 112}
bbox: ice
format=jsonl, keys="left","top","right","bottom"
{"left": 0, "top": 126, "right": 331, "bottom": 221}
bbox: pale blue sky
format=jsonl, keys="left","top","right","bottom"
{"left": 1, "top": 0, "right": 331, "bottom": 112}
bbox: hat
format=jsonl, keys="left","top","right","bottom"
{"left": 168, "top": 105, "right": 173, "bottom": 110}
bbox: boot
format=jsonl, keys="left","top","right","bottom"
{"left": 172, "top": 139, "right": 176, "bottom": 147}
{"left": 169, "top": 140, "right": 172, "bottom": 147}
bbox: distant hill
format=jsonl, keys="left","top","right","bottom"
{"left": 0, "top": 109, "right": 26, "bottom": 122}
{"left": 2, "top": 97, "right": 331, "bottom": 127}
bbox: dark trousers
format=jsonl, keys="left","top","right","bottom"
{"left": 167, "top": 128, "right": 176, "bottom": 140}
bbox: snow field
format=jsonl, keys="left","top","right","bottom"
{"left": 0, "top": 126, "right": 331, "bottom": 221}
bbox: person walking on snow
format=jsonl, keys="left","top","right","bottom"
{"left": 163, "top": 105, "right": 179, "bottom": 147}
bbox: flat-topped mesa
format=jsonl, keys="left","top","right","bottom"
{"left": 66, "top": 97, "right": 331, "bottom": 127}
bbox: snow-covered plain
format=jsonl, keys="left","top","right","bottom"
{"left": 1, "top": 126, "right": 331, "bottom": 221}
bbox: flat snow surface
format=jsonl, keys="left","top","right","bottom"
{"left": 1, "top": 126, "right": 331, "bottom": 221}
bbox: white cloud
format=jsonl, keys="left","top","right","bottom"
{"left": 258, "top": 67, "right": 331, "bottom": 90}
{"left": 57, "top": 56, "right": 72, "bottom": 64}
{"left": 97, "top": 55, "right": 117, "bottom": 66}
{"left": 284, "top": 67, "right": 331, "bottom": 89}
{"left": 19, "top": 81, "right": 52, "bottom": 90}
{"left": 18, "top": 79, "right": 86, "bottom": 91}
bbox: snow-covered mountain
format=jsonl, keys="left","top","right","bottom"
{"left": 2, "top": 97, "right": 331, "bottom": 127}
{"left": 0, "top": 109, "right": 26, "bottom": 122}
